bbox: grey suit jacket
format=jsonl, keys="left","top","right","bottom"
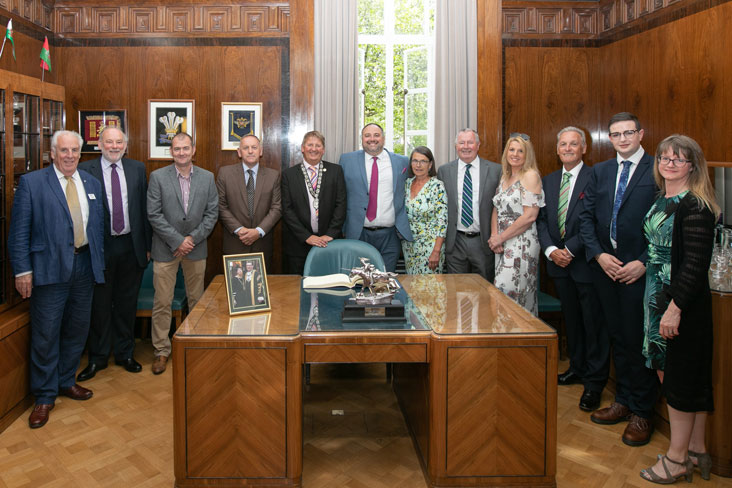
{"left": 147, "top": 164, "right": 219, "bottom": 262}
{"left": 437, "top": 157, "right": 502, "bottom": 255}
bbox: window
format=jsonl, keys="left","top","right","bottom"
{"left": 358, "top": 0, "right": 435, "bottom": 155}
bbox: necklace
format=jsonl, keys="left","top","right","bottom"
{"left": 300, "top": 162, "right": 324, "bottom": 210}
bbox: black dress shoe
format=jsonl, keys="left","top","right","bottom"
{"left": 115, "top": 357, "right": 142, "bottom": 373}
{"left": 579, "top": 390, "right": 601, "bottom": 411}
{"left": 76, "top": 362, "right": 107, "bottom": 382}
{"left": 558, "top": 370, "right": 582, "bottom": 386}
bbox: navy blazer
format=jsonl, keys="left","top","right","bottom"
{"left": 579, "top": 152, "right": 658, "bottom": 265}
{"left": 8, "top": 165, "right": 105, "bottom": 285}
{"left": 338, "top": 150, "right": 413, "bottom": 241}
{"left": 538, "top": 164, "right": 593, "bottom": 282}
{"left": 78, "top": 157, "right": 152, "bottom": 268}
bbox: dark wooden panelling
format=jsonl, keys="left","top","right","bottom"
{"left": 0, "top": 22, "right": 54, "bottom": 79}
{"left": 477, "top": 0, "right": 503, "bottom": 162}
{"left": 0, "top": 0, "right": 53, "bottom": 30}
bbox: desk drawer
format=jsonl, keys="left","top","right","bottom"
{"left": 305, "top": 343, "right": 427, "bottom": 363}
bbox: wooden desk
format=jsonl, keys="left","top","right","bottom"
{"left": 173, "top": 274, "right": 558, "bottom": 487}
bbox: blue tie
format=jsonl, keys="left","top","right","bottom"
{"left": 461, "top": 164, "right": 474, "bottom": 228}
{"left": 611, "top": 160, "right": 631, "bottom": 242}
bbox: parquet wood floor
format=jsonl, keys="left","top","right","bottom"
{"left": 0, "top": 340, "right": 730, "bottom": 488}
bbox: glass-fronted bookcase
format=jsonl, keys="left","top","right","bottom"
{"left": 0, "top": 69, "right": 65, "bottom": 312}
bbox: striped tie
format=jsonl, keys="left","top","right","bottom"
{"left": 558, "top": 172, "right": 572, "bottom": 239}
{"left": 611, "top": 161, "right": 632, "bottom": 242}
{"left": 308, "top": 166, "right": 318, "bottom": 217}
{"left": 460, "top": 164, "right": 474, "bottom": 227}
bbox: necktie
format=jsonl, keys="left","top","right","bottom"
{"left": 366, "top": 156, "right": 378, "bottom": 221}
{"left": 65, "top": 176, "right": 85, "bottom": 247}
{"left": 246, "top": 169, "right": 255, "bottom": 223}
{"left": 460, "top": 164, "right": 474, "bottom": 227}
{"left": 110, "top": 163, "right": 124, "bottom": 234}
{"left": 307, "top": 166, "right": 317, "bottom": 191}
{"left": 558, "top": 172, "right": 572, "bottom": 239}
{"left": 611, "top": 160, "right": 632, "bottom": 242}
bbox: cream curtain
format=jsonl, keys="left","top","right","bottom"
{"left": 313, "top": 0, "right": 360, "bottom": 163}
{"left": 434, "top": 0, "right": 478, "bottom": 167}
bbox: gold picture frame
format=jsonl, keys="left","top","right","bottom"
{"left": 223, "top": 252, "right": 271, "bottom": 315}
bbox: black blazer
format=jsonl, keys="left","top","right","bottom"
{"left": 281, "top": 161, "right": 347, "bottom": 258}
{"left": 79, "top": 156, "right": 152, "bottom": 268}
{"left": 579, "top": 152, "right": 658, "bottom": 265}
{"left": 537, "top": 164, "right": 593, "bottom": 282}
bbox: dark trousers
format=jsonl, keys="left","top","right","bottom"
{"left": 593, "top": 265, "right": 658, "bottom": 418}
{"left": 284, "top": 252, "right": 308, "bottom": 276}
{"left": 30, "top": 250, "right": 94, "bottom": 404}
{"left": 86, "top": 234, "right": 145, "bottom": 365}
{"left": 359, "top": 226, "right": 400, "bottom": 272}
{"left": 553, "top": 276, "right": 609, "bottom": 392}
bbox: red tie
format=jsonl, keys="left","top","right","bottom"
{"left": 366, "top": 156, "right": 378, "bottom": 221}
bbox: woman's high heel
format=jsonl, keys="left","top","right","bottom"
{"left": 688, "top": 450, "right": 712, "bottom": 481}
{"left": 640, "top": 455, "right": 694, "bottom": 484}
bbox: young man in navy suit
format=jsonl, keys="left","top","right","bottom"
{"left": 538, "top": 127, "right": 606, "bottom": 412}
{"left": 579, "top": 113, "right": 658, "bottom": 446}
{"left": 8, "top": 130, "right": 106, "bottom": 428}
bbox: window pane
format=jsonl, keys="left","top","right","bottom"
{"left": 358, "top": 0, "right": 384, "bottom": 35}
{"left": 360, "top": 44, "right": 386, "bottom": 125}
{"left": 406, "top": 93, "right": 428, "bottom": 131}
{"left": 395, "top": 0, "right": 424, "bottom": 35}
{"left": 405, "top": 48, "right": 428, "bottom": 89}
{"left": 407, "top": 135, "right": 428, "bottom": 154}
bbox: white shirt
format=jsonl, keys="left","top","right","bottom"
{"left": 545, "top": 161, "right": 584, "bottom": 259}
{"left": 611, "top": 146, "right": 645, "bottom": 248}
{"left": 363, "top": 150, "right": 395, "bottom": 228}
{"left": 456, "top": 157, "right": 481, "bottom": 234}
{"left": 304, "top": 161, "right": 320, "bottom": 234}
{"left": 54, "top": 164, "right": 89, "bottom": 245}
{"left": 101, "top": 157, "right": 130, "bottom": 235}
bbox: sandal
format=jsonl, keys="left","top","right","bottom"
{"left": 688, "top": 450, "right": 712, "bottom": 481}
{"left": 640, "top": 455, "right": 693, "bottom": 484}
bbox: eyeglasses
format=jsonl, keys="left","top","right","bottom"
{"left": 658, "top": 156, "right": 691, "bottom": 167}
{"left": 510, "top": 132, "right": 530, "bottom": 141}
{"left": 411, "top": 159, "right": 431, "bottom": 166}
{"left": 608, "top": 129, "right": 640, "bottom": 139}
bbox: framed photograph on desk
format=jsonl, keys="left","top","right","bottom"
{"left": 223, "top": 252, "right": 270, "bottom": 315}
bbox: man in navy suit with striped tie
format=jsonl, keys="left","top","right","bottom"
{"left": 579, "top": 112, "right": 658, "bottom": 446}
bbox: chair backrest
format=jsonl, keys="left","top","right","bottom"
{"left": 139, "top": 260, "right": 186, "bottom": 291}
{"left": 303, "top": 239, "right": 386, "bottom": 277}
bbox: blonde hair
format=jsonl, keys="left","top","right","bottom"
{"left": 500, "top": 136, "right": 538, "bottom": 180}
{"left": 654, "top": 134, "right": 720, "bottom": 218}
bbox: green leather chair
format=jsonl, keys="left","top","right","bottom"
{"left": 136, "top": 261, "right": 188, "bottom": 338}
{"left": 303, "top": 239, "right": 385, "bottom": 276}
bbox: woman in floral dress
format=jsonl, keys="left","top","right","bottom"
{"left": 488, "top": 135, "right": 544, "bottom": 315}
{"left": 402, "top": 146, "right": 447, "bottom": 274}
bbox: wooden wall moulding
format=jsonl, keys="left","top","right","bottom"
{"left": 53, "top": 3, "right": 290, "bottom": 37}
{"left": 0, "top": 0, "right": 53, "bottom": 31}
{"left": 503, "top": 3, "right": 599, "bottom": 38}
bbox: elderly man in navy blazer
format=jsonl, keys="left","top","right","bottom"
{"left": 339, "top": 123, "right": 412, "bottom": 272}
{"left": 579, "top": 112, "right": 658, "bottom": 447}
{"left": 538, "top": 127, "right": 606, "bottom": 413}
{"left": 8, "top": 130, "right": 105, "bottom": 429}
{"left": 76, "top": 127, "right": 151, "bottom": 381}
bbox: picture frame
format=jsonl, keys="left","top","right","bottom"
{"left": 223, "top": 252, "right": 271, "bottom": 315}
{"left": 221, "top": 102, "right": 262, "bottom": 150}
{"left": 148, "top": 99, "right": 195, "bottom": 160}
{"left": 78, "top": 109, "right": 127, "bottom": 153}
{"left": 228, "top": 313, "right": 271, "bottom": 335}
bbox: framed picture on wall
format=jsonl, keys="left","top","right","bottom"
{"left": 221, "top": 102, "right": 262, "bottom": 150}
{"left": 148, "top": 99, "right": 195, "bottom": 159}
{"left": 223, "top": 253, "right": 271, "bottom": 316}
{"left": 78, "top": 109, "right": 127, "bottom": 153}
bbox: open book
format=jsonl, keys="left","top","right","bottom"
{"left": 302, "top": 273, "right": 362, "bottom": 289}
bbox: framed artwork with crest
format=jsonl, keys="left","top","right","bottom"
{"left": 148, "top": 99, "right": 195, "bottom": 160}
{"left": 221, "top": 102, "right": 262, "bottom": 150}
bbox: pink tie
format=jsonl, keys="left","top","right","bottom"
{"left": 308, "top": 166, "right": 317, "bottom": 191}
{"left": 366, "top": 156, "right": 378, "bottom": 221}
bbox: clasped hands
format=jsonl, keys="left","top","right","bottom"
{"left": 173, "top": 235, "right": 195, "bottom": 257}
{"left": 596, "top": 253, "right": 645, "bottom": 284}
{"left": 487, "top": 234, "right": 503, "bottom": 254}
{"left": 549, "top": 248, "right": 573, "bottom": 268}
{"left": 237, "top": 228, "right": 261, "bottom": 246}
{"left": 306, "top": 235, "right": 333, "bottom": 248}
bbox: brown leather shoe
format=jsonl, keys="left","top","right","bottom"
{"left": 60, "top": 384, "right": 93, "bottom": 400}
{"left": 29, "top": 403, "right": 54, "bottom": 429}
{"left": 152, "top": 355, "right": 168, "bottom": 375}
{"left": 590, "top": 402, "right": 631, "bottom": 425}
{"left": 623, "top": 414, "right": 653, "bottom": 446}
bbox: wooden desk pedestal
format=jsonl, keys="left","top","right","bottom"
{"left": 173, "top": 275, "right": 557, "bottom": 487}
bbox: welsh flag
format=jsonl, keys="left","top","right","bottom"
{"left": 40, "top": 36, "right": 51, "bottom": 72}
{"left": 3, "top": 19, "right": 15, "bottom": 60}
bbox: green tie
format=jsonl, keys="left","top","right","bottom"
{"left": 65, "top": 176, "right": 85, "bottom": 247}
{"left": 558, "top": 172, "right": 571, "bottom": 239}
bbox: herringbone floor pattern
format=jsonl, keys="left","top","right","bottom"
{"left": 0, "top": 340, "right": 730, "bottom": 487}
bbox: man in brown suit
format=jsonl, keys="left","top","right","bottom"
{"left": 216, "top": 135, "right": 281, "bottom": 269}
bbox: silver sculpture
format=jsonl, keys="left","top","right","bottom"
{"left": 348, "top": 257, "right": 400, "bottom": 305}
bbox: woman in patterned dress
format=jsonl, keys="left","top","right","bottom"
{"left": 639, "top": 135, "right": 718, "bottom": 484}
{"left": 402, "top": 146, "right": 447, "bottom": 274}
{"left": 487, "top": 135, "right": 544, "bottom": 315}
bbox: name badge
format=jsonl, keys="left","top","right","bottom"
{"left": 88, "top": 194, "right": 96, "bottom": 200}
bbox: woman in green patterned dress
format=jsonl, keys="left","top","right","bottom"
{"left": 402, "top": 147, "right": 447, "bottom": 274}
{"left": 640, "top": 135, "right": 719, "bottom": 484}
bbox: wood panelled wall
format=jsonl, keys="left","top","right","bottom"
{"left": 504, "top": 1, "right": 732, "bottom": 177}
{"left": 0, "top": 17, "right": 53, "bottom": 79}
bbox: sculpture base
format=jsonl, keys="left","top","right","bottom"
{"left": 342, "top": 299, "right": 405, "bottom": 322}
